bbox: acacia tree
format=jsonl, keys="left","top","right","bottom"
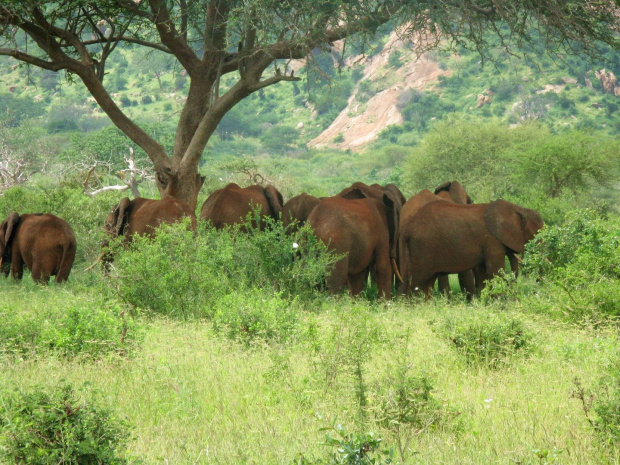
{"left": 0, "top": 1, "right": 619, "bottom": 208}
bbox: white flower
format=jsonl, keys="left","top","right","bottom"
{"left": 292, "top": 242, "right": 299, "bottom": 249}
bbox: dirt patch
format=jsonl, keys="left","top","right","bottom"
{"left": 308, "top": 33, "right": 450, "bottom": 152}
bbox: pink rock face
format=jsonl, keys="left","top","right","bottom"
{"left": 595, "top": 68, "right": 618, "bottom": 94}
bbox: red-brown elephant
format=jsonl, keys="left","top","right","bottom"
{"left": 400, "top": 199, "right": 544, "bottom": 298}
{"left": 307, "top": 185, "right": 401, "bottom": 299}
{"left": 200, "top": 183, "right": 283, "bottom": 230}
{"left": 97, "top": 173, "right": 202, "bottom": 270}
{"left": 281, "top": 193, "right": 321, "bottom": 234}
{"left": 399, "top": 181, "right": 475, "bottom": 297}
{"left": 0, "top": 212, "right": 76, "bottom": 283}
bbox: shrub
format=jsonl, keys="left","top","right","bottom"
{"left": 141, "top": 95, "right": 153, "bottom": 104}
{"left": 0, "top": 286, "right": 141, "bottom": 359}
{"left": 369, "top": 362, "right": 455, "bottom": 462}
{"left": 107, "top": 217, "right": 336, "bottom": 319}
{"left": 46, "top": 119, "right": 79, "bottom": 133}
{"left": 437, "top": 312, "right": 534, "bottom": 368}
{"left": 296, "top": 420, "right": 395, "bottom": 465}
{"left": 110, "top": 219, "right": 226, "bottom": 319}
{"left": 524, "top": 211, "right": 620, "bottom": 321}
{"left": 212, "top": 289, "right": 299, "bottom": 344}
{"left": 0, "top": 384, "right": 135, "bottom": 464}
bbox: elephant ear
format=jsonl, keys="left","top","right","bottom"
{"left": 448, "top": 181, "right": 472, "bottom": 204}
{"left": 0, "top": 212, "right": 20, "bottom": 255}
{"left": 484, "top": 200, "right": 528, "bottom": 253}
{"left": 435, "top": 181, "right": 472, "bottom": 204}
{"left": 433, "top": 181, "right": 452, "bottom": 195}
{"left": 384, "top": 183, "right": 406, "bottom": 207}
{"left": 264, "top": 185, "right": 284, "bottom": 220}
{"left": 105, "top": 198, "right": 132, "bottom": 239}
{"left": 340, "top": 187, "right": 367, "bottom": 200}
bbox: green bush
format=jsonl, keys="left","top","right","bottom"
{"left": 110, "top": 219, "right": 226, "bottom": 319}
{"left": 0, "top": 286, "right": 141, "bottom": 358}
{"left": 107, "top": 217, "right": 336, "bottom": 319}
{"left": 212, "top": 289, "right": 299, "bottom": 344}
{"left": 46, "top": 119, "right": 79, "bottom": 133}
{"left": 297, "top": 420, "right": 395, "bottom": 465}
{"left": 0, "top": 384, "right": 135, "bottom": 464}
{"left": 369, "top": 363, "right": 454, "bottom": 462}
{"left": 524, "top": 211, "right": 620, "bottom": 321}
{"left": 437, "top": 312, "right": 534, "bottom": 368}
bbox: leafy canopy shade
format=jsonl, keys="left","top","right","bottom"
{"left": 1, "top": 0, "right": 618, "bottom": 205}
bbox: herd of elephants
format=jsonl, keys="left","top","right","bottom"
{"left": 0, "top": 180, "right": 544, "bottom": 300}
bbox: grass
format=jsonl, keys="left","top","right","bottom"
{"left": 1, "top": 276, "right": 617, "bottom": 464}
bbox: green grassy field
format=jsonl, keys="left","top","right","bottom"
{"left": 1, "top": 268, "right": 619, "bottom": 464}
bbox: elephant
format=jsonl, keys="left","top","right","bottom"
{"left": 281, "top": 193, "right": 321, "bottom": 234}
{"left": 0, "top": 212, "right": 76, "bottom": 283}
{"left": 307, "top": 186, "right": 401, "bottom": 299}
{"left": 399, "top": 199, "right": 544, "bottom": 298}
{"left": 200, "top": 183, "right": 284, "bottom": 230}
{"left": 399, "top": 181, "right": 475, "bottom": 297}
{"left": 104, "top": 196, "right": 197, "bottom": 244}
{"left": 96, "top": 173, "right": 202, "bottom": 270}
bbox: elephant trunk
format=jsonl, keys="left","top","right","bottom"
{"left": 392, "top": 257, "right": 403, "bottom": 283}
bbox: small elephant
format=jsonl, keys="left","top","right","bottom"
{"left": 0, "top": 212, "right": 76, "bottom": 283}
{"left": 282, "top": 193, "right": 321, "bottom": 234}
{"left": 400, "top": 199, "right": 543, "bottom": 298}
{"left": 200, "top": 183, "right": 284, "bottom": 230}
{"left": 307, "top": 186, "right": 401, "bottom": 299}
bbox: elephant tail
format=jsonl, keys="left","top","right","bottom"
{"left": 397, "top": 234, "right": 410, "bottom": 295}
{"left": 392, "top": 258, "right": 403, "bottom": 284}
{"left": 55, "top": 239, "right": 76, "bottom": 283}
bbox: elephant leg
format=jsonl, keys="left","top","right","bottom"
{"left": 484, "top": 248, "right": 507, "bottom": 281}
{"left": 421, "top": 277, "right": 436, "bottom": 299}
{"left": 458, "top": 270, "right": 476, "bottom": 301}
{"left": 10, "top": 255, "right": 23, "bottom": 280}
{"left": 326, "top": 258, "right": 349, "bottom": 295}
{"left": 508, "top": 253, "right": 520, "bottom": 278}
{"left": 30, "top": 262, "right": 51, "bottom": 284}
{"left": 437, "top": 274, "right": 450, "bottom": 295}
{"left": 348, "top": 270, "right": 367, "bottom": 296}
{"left": 374, "top": 253, "right": 393, "bottom": 299}
{"left": 474, "top": 264, "right": 486, "bottom": 292}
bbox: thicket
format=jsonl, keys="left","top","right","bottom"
{"left": 0, "top": 384, "right": 135, "bottom": 464}
{"left": 0, "top": 285, "right": 140, "bottom": 359}
{"left": 403, "top": 120, "right": 620, "bottom": 222}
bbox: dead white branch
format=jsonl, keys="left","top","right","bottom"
{"left": 83, "top": 147, "right": 153, "bottom": 198}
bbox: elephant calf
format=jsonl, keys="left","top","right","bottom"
{"left": 0, "top": 212, "right": 77, "bottom": 283}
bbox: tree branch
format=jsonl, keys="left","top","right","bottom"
{"left": 148, "top": 0, "right": 199, "bottom": 73}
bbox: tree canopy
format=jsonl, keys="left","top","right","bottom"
{"left": 1, "top": 0, "right": 619, "bottom": 205}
